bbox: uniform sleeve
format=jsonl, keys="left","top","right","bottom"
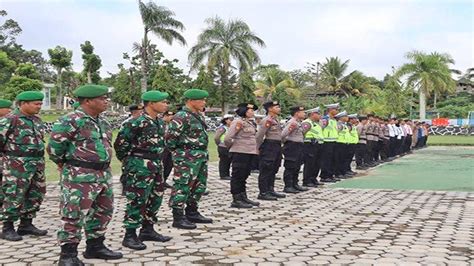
{"left": 223, "top": 120, "right": 238, "bottom": 148}
{"left": 0, "top": 116, "right": 12, "bottom": 150}
{"left": 165, "top": 113, "right": 186, "bottom": 151}
{"left": 255, "top": 118, "right": 270, "bottom": 147}
{"left": 214, "top": 127, "right": 224, "bottom": 145}
{"left": 47, "top": 117, "right": 75, "bottom": 165}
{"left": 357, "top": 125, "right": 363, "bottom": 135}
{"left": 281, "top": 122, "right": 295, "bottom": 141}
{"left": 301, "top": 121, "right": 312, "bottom": 135}
{"left": 114, "top": 120, "right": 134, "bottom": 161}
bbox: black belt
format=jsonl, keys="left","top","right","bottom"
{"left": 130, "top": 151, "right": 162, "bottom": 160}
{"left": 66, "top": 159, "right": 110, "bottom": 171}
{"left": 5, "top": 150, "right": 44, "bottom": 158}
{"left": 264, "top": 139, "right": 281, "bottom": 144}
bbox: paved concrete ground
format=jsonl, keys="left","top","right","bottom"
{"left": 0, "top": 161, "right": 473, "bottom": 265}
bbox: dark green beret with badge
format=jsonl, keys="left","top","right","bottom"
{"left": 73, "top": 84, "right": 108, "bottom": 98}
{"left": 16, "top": 91, "right": 44, "bottom": 101}
{"left": 184, "top": 88, "right": 208, "bottom": 100}
{"left": 141, "top": 90, "right": 169, "bottom": 102}
{"left": 0, "top": 99, "right": 13, "bottom": 108}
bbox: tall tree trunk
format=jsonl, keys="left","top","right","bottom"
{"left": 87, "top": 70, "right": 92, "bottom": 83}
{"left": 433, "top": 92, "right": 437, "bottom": 109}
{"left": 55, "top": 68, "right": 63, "bottom": 110}
{"left": 419, "top": 88, "right": 426, "bottom": 120}
{"left": 220, "top": 64, "right": 230, "bottom": 115}
{"left": 140, "top": 32, "right": 148, "bottom": 93}
{"left": 129, "top": 68, "right": 138, "bottom": 103}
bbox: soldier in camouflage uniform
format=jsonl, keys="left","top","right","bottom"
{"left": 0, "top": 99, "right": 13, "bottom": 210}
{"left": 166, "top": 88, "right": 213, "bottom": 230}
{"left": 0, "top": 92, "right": 47, "bottom": 242}
{"left": 48, "top": 85, "right": 122, "bottom": 266}
{"left": 114, "top": 91, "right": 172, "bottom": 251}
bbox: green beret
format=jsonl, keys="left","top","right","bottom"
{"left": 184, "top": 88, "right": 208, "bottom": 100}
{"left": 141, "top": 90, "right": 169, "bottom": 102}
{"left": 16, "top": 91, "right": 44, "bottom": 101}
{"left": 73, "top": 84, "right": 108, "bottom": 98}
{"left": 0, "top": 99, "right": 12, "bottom": 108}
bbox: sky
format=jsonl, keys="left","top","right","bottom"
{"left": 1, "top": 0, "right": 473, "bottom": 79}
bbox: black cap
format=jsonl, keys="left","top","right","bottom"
{"left": 129, "top": 104, "right": 143, "bottom": 112}
{"left": 263, "top": 101, "right": 279, "bottom": 111}
{"left": 289, "top": 106, "right": 305, "bottom": 116}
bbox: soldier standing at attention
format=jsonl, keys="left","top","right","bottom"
{"left": 320, "top": 103, "right": 340, "bottom": 182}
{"left": 48, "top": 85, "right": 123, "bottom": 265}
{"left": 166, "top": 88, "right": 213, "bottom": 230}
{"left": 0, "top": 92, "right": 47, "bottom": 241}
{"left": 0, "top": 98, "right": 12, "bottom": 209}
{"left": 301, "top": 107, "right": 324, "bottom": 187}
{"left": 224, "top": 103, "right": 260, "bottom": 208}
{"left": 162, "top": 110, "right": 175, "bottom": 188}
{"left": 282, "top": 106, "right": 308, "bottom": 193}
{"left": 214, "top": 114, "right": 233, "bottom": 181}
{"left": 256, "top": 101, "right": 285, "bottom": 201}
{"left": 114, "top": 91, "right": 172, "bottom": 250}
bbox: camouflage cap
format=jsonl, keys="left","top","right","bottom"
{"left": 16, "top": 91, "right": 44, "bottom": 101}
{"left": 0, "top": 98, "right": 13, "bottom": 108}
{"left": 142, "top": 90, "right": 169, "bottom": 102}
{"left": 73, "top": 84, "right": 108, "bottom": 98}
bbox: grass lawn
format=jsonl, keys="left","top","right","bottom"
{"left": 428, "top": 135, "right": 474, "bottom": 146}
{"left": 45, "top": 132, "right": 218, "bottom": 182}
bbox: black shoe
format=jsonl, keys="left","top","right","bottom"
{"left": 17, "top": 218, "right": 48, "bottom": 236}
{"left": 220, "top": 176, "right": 231, "bottom": 181}
{"left": 231, "top": 193, "right": 253, "bottom": 208}
{"left": 185, "top": 205, "right": 213, "bottom": 224}
{"left": 58, "top": 243, "right": 84, "bottom": 266}
{"left": 139, "top": 222, "right": 172, "bottom": 242}
{"left": 122, "top": 228, "right": 147, "bottom": 250}
{"left": 172, "top": 209, "right": 197, "bottom": 229}
{"left": 203, "top": 190, "right": 210, "bottom": 196}
{"left": 83, "top": 236, "right": 123, "bottom": 260}
{"left": 257, "top": 192, "right": 278, "bottom": 201}
{"left": 242, "top": 192, "right": 260, "bottom": 206}
{"left": 343, "top": 174, "right": 353, "bottom": 179}
{"left": 269, "top": 190, "right": 286, "bottom": 198}
{"left": 0, "top": 221, "right": 22, "bottom": 241}
{"left": 294, "top": 184, "right": 309, "bottom": 191}
{"left": 283, "top": 187, "right": 300, "bottom": 193}
{"left": 303, "top": 182, "right": 317, "bottom": 187}
{"left": 321, "top": 178, "right": 338, "bottom": 183}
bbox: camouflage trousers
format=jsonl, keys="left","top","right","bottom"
{"left": 169, "top": 158, "right": 208, "bottom": 210}
{"left": 58, "top": 169, "right": 114, "bottom": 245}
{"left": 0, "top": 156, "right": 45, "bottom": 222}
{"left": 122, "top": 157, "right": 164, "bottom": 229}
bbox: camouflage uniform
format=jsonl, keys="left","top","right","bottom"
{"left": 0, "top": 109, "right": 45, "bottom": 222}
{"left": 114, "top": 111, "right": 165, "bottom": 229}
{"left": 48, "top": 107, "right": 114, "bottom": 245}
{"left": 166, "top": 106, "right": 208, "bottom": 210}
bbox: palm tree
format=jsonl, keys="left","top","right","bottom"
{"left": 138, "top": 0, "right": 186, "bottom": 93}
{"left": 253, "top": 65, "right": 301, "bottom": 102}
{"left": 320, "top": 57, "right": 351, "bottom": 96}
{"left": 188, "top": 16, "right": 265, "bottom": 114}
{"left": 396, "top": 50, "right": 456, "bottom": 119}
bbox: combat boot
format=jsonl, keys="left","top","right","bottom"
{"left": 294, "top": 183, "right": 309, "bottom": 191}
{"left": 283, "top": 186, "right": 300, "bottom": 193}
{"left": 269, "top": 186, "right": 286, "bottom": 198}
{"left": 185, "top": 203, "right": 213, "bottom": 223}
{"left": 242, "top": 192, "right": 260, "bottom": 206}
{"left": 230, "top": 193, "right": 253, "bottom": 208}
{"left": 58, "top": 243, "right": 84, "bottom": 266}
{"left": 139, "top": 221, "right": 172, "bottom": 242}
{"left": 172, "top": 209, "right": 197, "bottom": 229}
{"left": 83, "top": 236, "right": 123, "bottom": 260}
{"left": 257, "top": 192, "right": 278, "bottom": 201}
{"left": 17, "top": 218, "right": 48, "bottom": 236}
{"left": 0, "top": 221, "right": 22, "bottom": 241}
{"left": 122, "top": 228, "right": 147, "bottom": 250}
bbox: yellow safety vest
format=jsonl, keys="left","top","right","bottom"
{"left": 337, "top": 123, "right": 349, "bottom": 143}
{"left": 303, "top": 119, "right": 324, "bottom": 143}
{"left": 219, "top": 126, "right": 227, "bottom": 143}
{"left": 349, "top": 126, "right": 359, "bottom": 144}
{"left": 323, "top": 118, "right": 338, "bottom": 142}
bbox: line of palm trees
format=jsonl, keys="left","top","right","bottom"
{"left": 137, "top": 0, "right": 461, "bottom": 119}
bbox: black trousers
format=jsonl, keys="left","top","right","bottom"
{"left": 334, "top": 143, "right": 349, "bottom": 176}
{"left": 283, "top": 141, "right": 304, "bottom": 188}
{"left": 405, "top": 135, "right": 412, "bottom": 152}
{"left": 218, "top": 146, "right": 232, "bottom": 178}
{"left": 230, "top": 152, "right": 255, "bottom": 195}
{"left": 355, "top": 143, "right": 368, "bottom": 166}
{"left": 367, "top": 140, "right": 378, "bottom": 163}
{"left": 320, "top": 142, "right": 337, "bottom": 179}
{"left": 389, "top": 137, "right": 397, "bottom": 157}
{"left": 373, "top": 139, "right": 381, "bottom": 162}
{"left": 344, "top": 144, "right": 356, "bottom": 173}
{"left": 258, "top": 140, "right": 282, "bottom": 194}
{"left": 162, "top": 148, "right": 173, "bottom": 181}
{"left": 303, "top": 142, "right": 321, "bottom": 184}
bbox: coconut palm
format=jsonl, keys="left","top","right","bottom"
{"left": 396, "top": 50, "right": 456, "bottom": 119}
{"left": 320, "top": 57, "right": 351, "bottom": 96}
{"left": 253, "top": 65, "right": 301, "bottom": 101}
{"left": 188, "top": 16, "right": 265, "bottom": 114}
{"left": 138, "top": 0, "right": 186, "bottom": 92}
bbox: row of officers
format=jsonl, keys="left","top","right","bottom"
{"left": 214, "top": 101, "right": 424, "bottom": 208}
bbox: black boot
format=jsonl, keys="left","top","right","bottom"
{"left": 230, "top": 193, "right": 253, "bottom": 208}
{"left": 269, "top": 186, "right": 286, "bottom": 198}
{"left": 257, "top": 192, "right": 278, "bottom": 201}
{"left": 139, "top": 222, "right": 172, "bottom": 242}
{"left": 303, "top": 181, "right": 318, "bottom": 187}
{"left": 122, "top": 228, "right": 147, "bottom": 250}
{"left": 17, "top": 218, "right": 48, "bottom": 236}
{"left": 172, "top": 209, "right": 197, "bottom": 229}
{"left": 283, "top": 186, "right": 300, "bottom": 193}
{"left": 58, "top": 243, "right": 84, "bottom": 266}
{"left": 185, "top": 204, "right": 213, "bottom": 224}
{"left": 0, "top": 221, "right": 22, "bottom": 241}
{"left": 220, "top": 176, "right": 231, "bottom": 181}
{"left": 83, "top": 236, "right": 123, "bottom": 260}
{"left": 294, "top": 183, "right": 309, "bottom": 191}
{"left": 242, "top": 192, "right": 260, "bottom": 206}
